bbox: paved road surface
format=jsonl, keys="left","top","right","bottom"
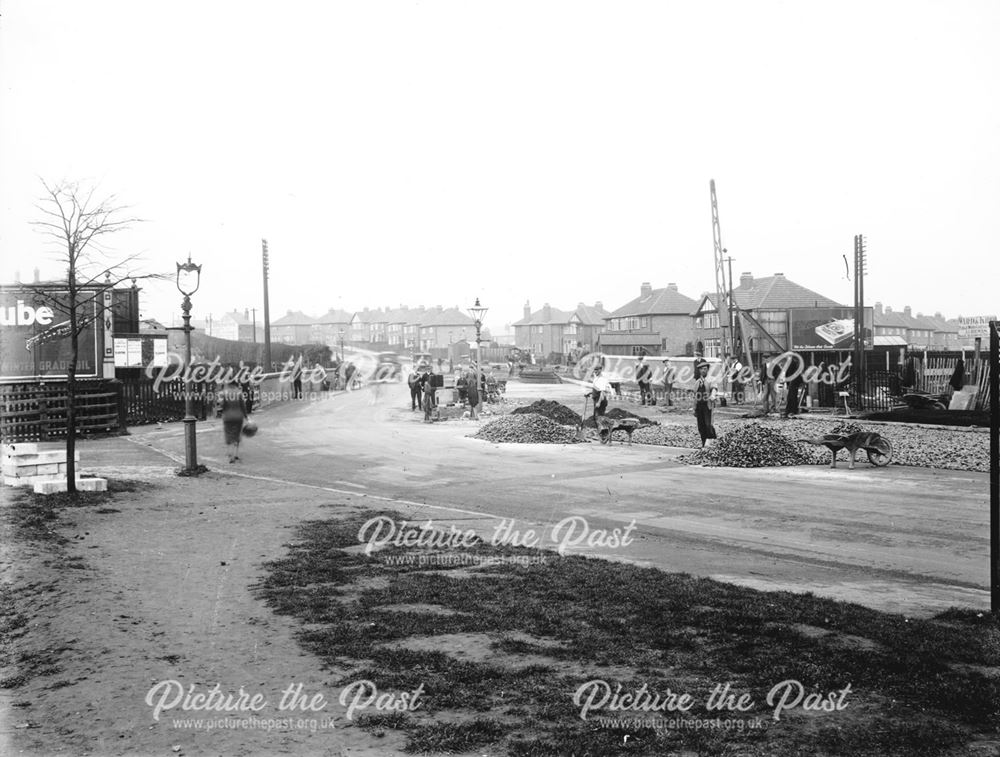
{"left": 105, "top": 381, "right": 990, "bottom": 617}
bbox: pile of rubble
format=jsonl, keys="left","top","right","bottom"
{"left": 682, "top": 423, "right": 812, "bottom": 468}
{"left": 511, "top": 400, "right": 582, "bottom": 427}
{"left": 472, "top": 414, "right": 583, "bottom": 444}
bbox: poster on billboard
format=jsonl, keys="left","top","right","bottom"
{"left": 0, "top": 287, "right": 100, "bottom": 379}
{"left": 788, "top": 307, "right": 874, "bottom": 351}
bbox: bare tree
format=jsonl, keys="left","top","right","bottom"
{"left": 30, "top": 179, "right": 160, "bottom": 493}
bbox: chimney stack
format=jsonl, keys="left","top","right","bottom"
{"left": 935, "top": 311, "right": 943, "bottom": 319}
{"left": 885, "top": 305, "right": 893, "bottom": 313}
{"left": 903, "top": 305, "right": 912, "bottom": 317}
{"left": 523, "top": 301, "right": 531, "bottom": 321}
{"left": 33, "top": 267, "right": 40, "bottom": 283}
{"left": 13, "top": 270, "right": 20, "bottom": 283}
{"left": 640, "top": 282, "right": 653, "bottom": 297}
{"left": 773, "top": 272, "right": 785, "bottom": 277}
{"left": 740, "top": 272, "right": 753, "bottom": 288}
{"left": 244, "top": 308, "right": 249, "bottom": 319}
{"left": 874, "top": 302, "right": 883, "bottom": 316}
{"left": 594, "top": 301, "right": 603, "bottom": 310}
{"left": 667, "top": 282, "right": 678, "bottom": 292}
{"left": 543, "top": 303, "right": 552, "bottom": 322}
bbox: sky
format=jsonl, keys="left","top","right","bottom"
{"left": 2, "top": 0, "right": 998, "bottom": 334}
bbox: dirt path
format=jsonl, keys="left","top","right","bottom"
{"left": 3, "top": 439, "right": 413, "bottom": 756}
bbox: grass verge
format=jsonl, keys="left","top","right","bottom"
{"left": 255, "top": 510, "right": 1000, "bottom": 756}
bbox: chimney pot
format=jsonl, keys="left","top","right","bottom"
{"left": 773, "top": 272, "right": 784, "bottom": 277}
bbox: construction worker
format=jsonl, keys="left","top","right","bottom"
{"left": 591, "top": 366, "right": 614, "bottom": 422}
{"left": 636, "top": 354, "right": 653, "bottom": 406}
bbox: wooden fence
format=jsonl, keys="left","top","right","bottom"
{"left": 119, "top": 379, "right": 213, "bottom": 425}
{"left": 0, "top": 380, "right": 122, "bottom": 443}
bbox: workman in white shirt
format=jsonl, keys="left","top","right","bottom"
{"left": 590, "top": 366, "right": 615, "bottom": 422}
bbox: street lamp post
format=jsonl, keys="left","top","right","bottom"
{"left": 176, "top": 255, "right": 202, "bottom": 473}
{"left": 467, "top": 298, "right": 488, "bottom": 414}
{"left": 338, "top": 328, "right": 345, "bottom": 362}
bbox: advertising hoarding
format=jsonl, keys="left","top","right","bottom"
{"left": 0, "top": 288, "right": 99, "bottom": 379}
{"left": 788, "top": 307, "right": 874, "bottom": 351}
{"left": 113, "top": 334, "right": 169, "bottom": 368}
{"left": 958, "top": 316, "right": 997, "bottom": 339}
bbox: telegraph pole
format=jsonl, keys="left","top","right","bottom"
{"left": 262, "top": 239, "right": 272, "bottom": 370}
{"left": 853, "top": 235, "right": 867, "bottom": 407}
{"left": 251, "top": 307, "right": 257, "bottom": 343}
{"left": 990, "top": 320, "right": 999, "bottom": 612}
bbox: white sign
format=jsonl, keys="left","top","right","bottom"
{"left": 113, "top": 337, "right": 128, "bottom": 366}
{"left": 126, "top": 339, "right": 142, "bottom": 367}
{"left": 152, "top": 338, "right": 168, "bottom": 367}
{"left": 958, "top": 315, "right": 997, "bottom": 339}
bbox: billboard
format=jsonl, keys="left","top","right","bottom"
{"left": 788, "top": 307, "right": 874, "bottom": 351}
{"left": 0, "top": 288, "right": 99, "bottom": 379}
{"left": 958, "top": 316, "right": 997, "bottom": 339}
{"left": 113, "top": 334, "right": 169, "bottom": 368}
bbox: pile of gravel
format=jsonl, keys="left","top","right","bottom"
{"left": 511, "top": 399, "right": 582, "bottom": 427}
{"left": 472, "top": 414, "right": 583, "bottom": 444}
{"left": 683, "top": 423, "right": 813, "bottom": 468}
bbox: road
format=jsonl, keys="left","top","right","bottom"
{"left": 120, "top": 381, "right": 990, "bottom": 617}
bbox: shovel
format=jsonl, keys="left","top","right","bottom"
{"left": 577, "top": 394, "right": 591, "bottom": 441}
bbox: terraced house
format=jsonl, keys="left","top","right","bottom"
{"left": 872, "top": 303, "right": 940, "bottom": 349}
{"left": 271, "top": 310, "right": 317, "bottom": 345}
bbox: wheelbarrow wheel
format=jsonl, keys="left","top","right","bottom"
{"left": 866, "top": 439, "right": 893, "bottom": 467}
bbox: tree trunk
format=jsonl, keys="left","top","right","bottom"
{"left": 66, "top": 266, "right": 78, "bottom": 494}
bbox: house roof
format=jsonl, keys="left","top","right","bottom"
{"left": 313, "top": 308, "right": 354, "bottom": 325}
{"left": 219, "top": 309, "right": 250, "bottom": 325}
{"left": 875, "top": 308, "right": 939, "bottom": 331}
{"left": 694, "top": 274, "right": 843, "bottom": 314}
{"left": 513, "top": 305, "right": 574, "bottom": 326}
{"left": 419, "top": 307, "right": 475, "bottom": 328}
{"left": 610, "top": 285, "right": 699, "bottom": 318}
{"left": 272, "top": 310, "right": 318, "bottom": 326}
{"left": 385, "top": 306, "right": 426, "bottom": 325}
{"left": 572, "top": 303, "right": 610, "bottom": 326}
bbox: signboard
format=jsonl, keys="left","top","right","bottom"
{"left": 0, "top": 287, "right": 99, "bottom": 379}
{"left": 788, "top": 307, "right": 874, "bottom": 351}
{"left": 113, "top": 334, "right": 169, "bottom": 368}
{"left": 958, "top": 316, "right": 997, "bottom": 339}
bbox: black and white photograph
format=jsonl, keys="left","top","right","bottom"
{"left": 1, "top": 1, "right": 999, "bottom": 755}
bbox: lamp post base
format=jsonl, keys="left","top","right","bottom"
{"left": 182, "top": 415, "right": 199, "bottom": 472}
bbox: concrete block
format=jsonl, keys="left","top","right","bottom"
{"left": 1, "top": 443, "right": 66, "bottom": 456}
{"left": 1, "top": 451, "right": 79, "bottom": 466}
{"left": 3, "top": 464, "right": 37, "bottom": 477}
{"left": 33, "top": 478, "right": 107, "bottom": 495}
{"left": 4, "top": 475, "right": 33, "bottom": 488}
{"left": 0, "top": 450, "right": 80, "bottom": 465}
{"left": 35, "top": 463, "right": 60, "bottom": 475}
